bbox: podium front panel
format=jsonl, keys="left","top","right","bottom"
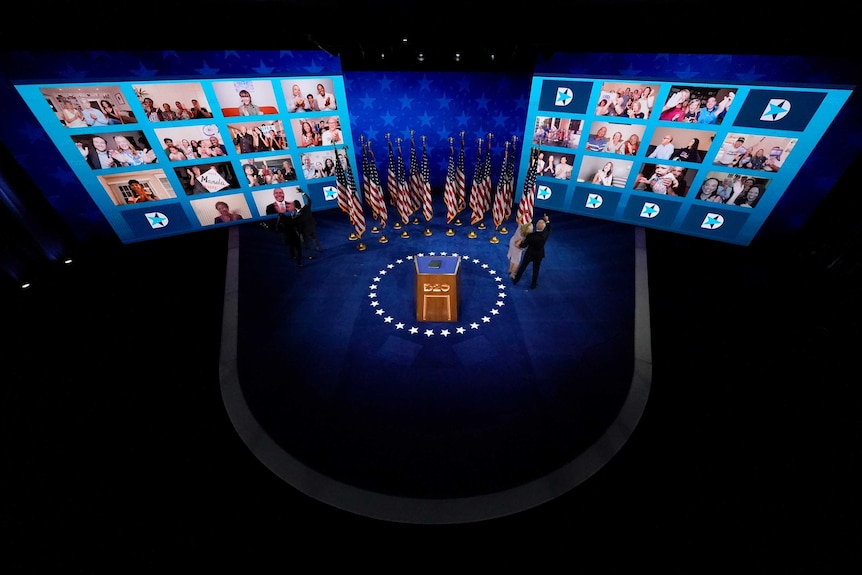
{"left": 414, "top": 256, "right": 461, "bottom": 322}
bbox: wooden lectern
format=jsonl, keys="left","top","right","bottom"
{"left": 414, "top": 255, "right": 461, "bottom": 322}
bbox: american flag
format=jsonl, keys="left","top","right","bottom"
{"left": 455, "top": 135, "right": 467, "bottom": 213}
{"left": 420, "top": 139, "right": 433, "bottom": 222}
{"left": 479, "top": 135, "right": 493, "bottom": 217}
{"left": 443, "top": 139, "right": 458, "bottom": 224}
{"left": 516, "top": 148, "right": 538, "bottom": 225}
{"left": 365, "top": 141, "right": 388, "bottom": 228}
{"left": 360, "top": 139, "right": 371, "bottom": 213}
{"left": 408, "top": 136, "right": 423, "bottom": 215}
{"left": 502, "top": 137, "right": 517, "bottom": 221}
{"left": 344, "top": 149, "right": 366, "bottom": 237}
{"left": 395, "top": 139, "right": 412, "bottom": 224}
{"left": 386, "top": 136, "right": 398, "bottom": 207}
{"left": 334, "top": 148, "right": 351, "bottom": 215}
{"left": 491, "top": 142, "right": 510, "bottom": 230}
{"left": 469, "top": 139, "right": 484, "bottom": 225}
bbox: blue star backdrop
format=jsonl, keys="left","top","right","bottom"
{"left": 1, "top": 49, "right": 859, "bottom": 247}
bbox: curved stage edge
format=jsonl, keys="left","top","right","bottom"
{"left": 218, "top": 222, "right": 652, "bottom": 524}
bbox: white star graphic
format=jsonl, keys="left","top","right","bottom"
{"left": 424, "top": 329, "right": 435, "bottom": 337}
{"left": 409, "top": 327, "right": 419, "bottom": 334}
{"left": 440, "top": 329, "right": 451, "bottom": 337}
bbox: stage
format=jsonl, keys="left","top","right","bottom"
{"left": 219, "top": 204, "right": 651, "bottom": 523}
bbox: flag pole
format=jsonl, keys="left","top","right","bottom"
{"left": 489, "top": 140, "right": 510, "bottom": 244}
{"left": 500, "top": 135, "right": 518, "bottom": 234}
{"left": 453, "top": 131, "right": 466, "bottom": 227}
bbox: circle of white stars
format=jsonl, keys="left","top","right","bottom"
{"left": 368, "top": 251, "right": 509, "bottom": 338}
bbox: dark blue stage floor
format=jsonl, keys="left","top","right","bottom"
{"left": 220, "top": 204, "right": 651, "bottom": 522}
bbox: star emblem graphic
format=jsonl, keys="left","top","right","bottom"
{"left": 586, "top": 193, "right": 603, "bottom": 209}
{"left": 537, "top": 185, "right": 552, "bottom": 200}
{"left": 555, "top": 87, "right": 573, "bottom": 107}
{"left": 323, "top": 186, "right": 338, "bottom": 201}
{"left": 760, "top": 98, "right": 791, "bottom": 122}
{"left": 701, "top": 213, "right": 725, "bottom": 230}
{"left": 145, "top": 212, "right": 168, "bottom": 229}
{"left": 640, "top": 203, "right": 660, "bottom": 218}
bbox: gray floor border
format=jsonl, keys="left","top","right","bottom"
{"left": 218, "top": 224, "right": 652, "bottom": 524}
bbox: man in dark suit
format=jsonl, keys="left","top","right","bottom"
{"left": 293, "top": 190, "right": 322, "bottom": 258}
{"left": 513, "top": 213, "right": 551, "bottom": 289}
{"left": 275, "top": 201, "right": 303, "bottom": 266}
{"left": 82, "top": 135, "right": 117, "bottom": 169}
{"left": 265, "top": 187, "right": 290, "bottom": 216}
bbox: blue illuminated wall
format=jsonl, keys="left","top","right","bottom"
{"left": 519, "top": 76, "right": 851, "bottom": 245}
{"left": 534, "top": 53, "right": 860, "bottom": 244}
{"left": 1, "top": 50, "right": 858, "bottom": 247}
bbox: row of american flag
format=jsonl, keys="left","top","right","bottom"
{"left": 332, "top": 132, "right": 542, "bottom": 239}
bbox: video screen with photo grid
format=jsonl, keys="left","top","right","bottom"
{"left": 15, "top": 76, "right": 352, "bottom": 243}
{"left": 520, "top": 77, "right": 852, "bottom": 245}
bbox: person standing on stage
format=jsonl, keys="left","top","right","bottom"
{"left": 507, "top": 222, "right": 533, "bottom": 279}
{"left": 293, "top": 190, "right": 322, "bottom": 258}
{"left": 513, "top": 213, "right": 551, "bottom": 290}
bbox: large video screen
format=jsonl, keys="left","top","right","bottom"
{"left": 14, "top": 76, "right": 352, "bottom": 243}
{"left": 519, "top": 77, "right": 852, "bottom": 245}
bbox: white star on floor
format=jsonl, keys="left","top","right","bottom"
{"left": 440, "top": 329, "right": 451, "bottom": 337}
{"left": 424, "top": 329, "right": 435, "bottom": 337}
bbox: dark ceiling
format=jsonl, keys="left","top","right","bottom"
{"left": 4, "top": 1, "right": 843, "bottom": 69}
